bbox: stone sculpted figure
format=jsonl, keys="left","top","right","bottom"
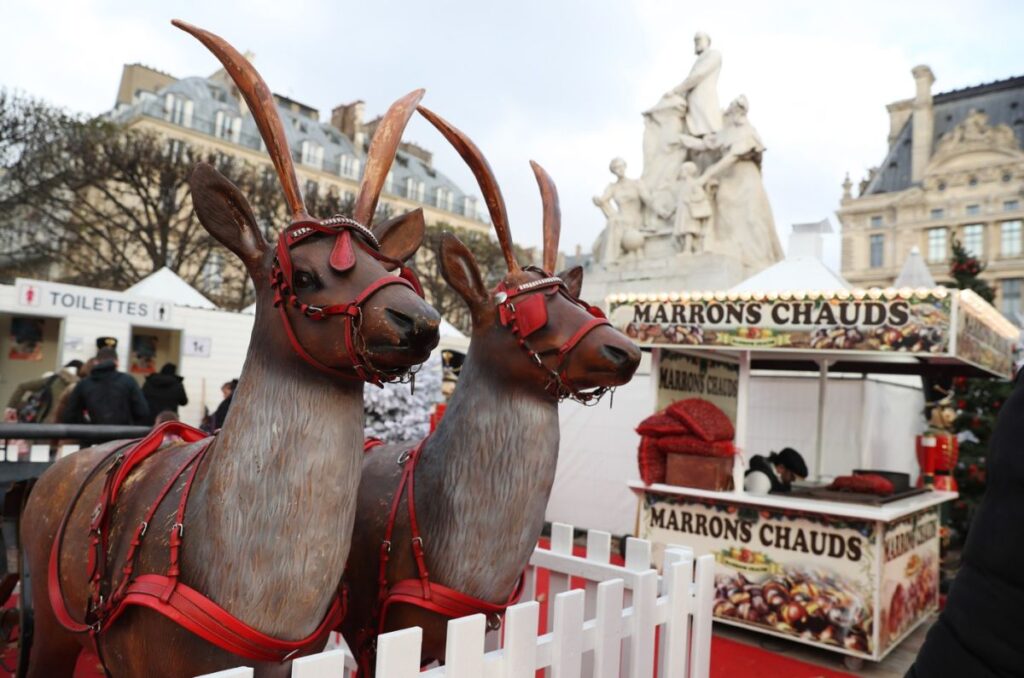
{"left": 674, "top": 161, "right": 712, "bottom": 254}
{"left": 593, "top": 157, "right": 649, "bottom": 263}
{"left": 670, "top": 32, "right": 723, "bottom": 138}
{"left": 680, "top": 95, "right": 784, "bottom": 273}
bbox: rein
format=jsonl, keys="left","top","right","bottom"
{"left": 494, "top": 267, "right": 612, "bottom": 405}
{"left": 271, "top": 215, "right": 425, "bottom": 387}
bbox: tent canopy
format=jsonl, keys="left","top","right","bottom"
{"left": 126, "top": 267, "right": 217, "bottom": 309}
{"left": 730, "top": 256, "right": 851, "bottom": 294}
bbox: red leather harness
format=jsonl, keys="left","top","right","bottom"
{"left": 271, "top": 216, "right": 424, "bottom": 387}
{"left": 494, "top": 267, "right": 612, "bottom": 404}
{"left": 48, "top": 422, "right": 346, "bottom": 663}
{"left": 356, "top": 440, "right": 523, "bottom": 670}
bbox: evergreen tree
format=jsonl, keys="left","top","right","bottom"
{"left": 363, "top": 353, "right": 442, "bottom": 443}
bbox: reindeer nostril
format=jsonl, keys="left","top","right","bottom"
{"left": 386, "top": 308, "right": 415, "bottom": 334}
{"left": 601, "top": 344, "right": 631, "bottom": 367}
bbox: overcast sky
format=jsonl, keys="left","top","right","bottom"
{"left": 4, "top": 0, "right": 1024, "bottom": 269}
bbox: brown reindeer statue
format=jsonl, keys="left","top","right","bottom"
{"left": 17, "top": 20, "right": 440, "bottom": 678}
{"left": 338, "top": 107, "right": 642, "bottom": 671}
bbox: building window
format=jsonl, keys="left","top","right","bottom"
{"left": 300, "top": 141, "right": 323, "bottom": 170}
{"left": 870, "top": 215, "right": 883, "bottom": 228}
{"left": 164, "top": 94, "right": 193, "bottom": 128}
{"left": 969, "top": 176, "right": 978, "bottom": 187}
{"left": 930, "top": 208, "right": 944, "bottom": 220}
{"left": 339, "top": 154, "right": 360, "bottom": 179}
{"left": 927, "top": 227, "right": 947, "bottom": 263}
{"left": 1002, "top": 220, "right": 1023, "bottom": 258}
{"left": 462, "top": 196, "right": 477, "bottom": 219}
{"left": 213, "top": 111, "right": 240, "bottom": 142}
{"left": 304, "top": 179, "right": 319, "bottom": 199}
{"left": 966, "top": 204, "right": 981, "bottom": 216}
{"left": 1002, "top": 278, "right": 1023, "bottom": 322}
{"left": 405, "top": 178, "right": 424, "bottom": 202}
{"left": 383, "top": 171, "right": 394, "bottom": 194}
{"left": 962, "top": 224, "right": 984, "bottom": 257}
{"left": 869, "top": 234, "right": 884, "bottom": 268}
{"left": 165, "top": 138, "right": 185, "bottom": 163}
{"left": 1005, "top": 200, "right": 1020, "bottom": 212}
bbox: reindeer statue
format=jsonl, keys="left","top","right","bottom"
{"left": 338, "top": 107, "right": 642, "bottom": 671}
{"left": 17, "top": 21, "right": 440, "bottom": 678}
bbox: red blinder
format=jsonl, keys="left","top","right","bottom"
{"left": 329, "top": 230, "right": 356, "bottom": 272}
{"left": 505, "top": 292, "right": 548, "bottom": 337}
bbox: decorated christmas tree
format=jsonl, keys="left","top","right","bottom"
{"left": 363, "top": 353, "right": 443, "bottom": 443}
{"left": 945, "top": 238, "right": 1010, "bottom": 543}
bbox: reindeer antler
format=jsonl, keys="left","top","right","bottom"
{"left": 529, "top": 161, "right": 561, "bottom": 274}
{"left": 416, "top": 106, "right": 519, "bottom": 272}
{"left": 172, "top": 19, "right": 309, "bottom": 223}
{"left": 353, "top": 89, "right": 425, "bottom": 227}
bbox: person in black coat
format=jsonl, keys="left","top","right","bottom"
{"left": 141, "top": 363, "right": 188, "bottom": 425}
{"left": 210, "top": 379, "right": 238, "bottom": 431}
{"left": 909, "top": 371, "right": 1024, "bottom": 677}
{"left": 60, "top": 347, "right": 149, "bottom": 426}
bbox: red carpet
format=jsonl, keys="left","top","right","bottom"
{"left": 711, "top": 635, "right": 854, "bottom": 678}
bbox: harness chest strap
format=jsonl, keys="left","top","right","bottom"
{"left": 374, "top": 440, "right": 525, "bottom": 630}
{"left": 49, "top": 422, "right": 346, "bottom": 663}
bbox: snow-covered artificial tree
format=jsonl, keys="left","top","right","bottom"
{"left": 363, "top": 352, "right": 443, "bottom": 443}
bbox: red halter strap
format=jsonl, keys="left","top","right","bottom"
{"left": 271, "top": 216, "right": 425, "bottom": 387}
{"left": 48, "top": 422, "right": 347, "bottom": 664}
{"left": 357, "top": 440, "right": 523, "bottom": 672}
{"left": 493, "top": 269, "right": 612, "bottom": 404}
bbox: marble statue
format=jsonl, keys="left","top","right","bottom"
{"left": 673, "top": 161, "right": 711, "bottom": 254}
{"left": 586, "top": 30, "right": 783, "bottom": 295}
{"left": 592, "top": 158, "right": 649, "bottom": 263}
{"left": 670, "top": 32, "right": 723, "bottom": 138}
{"left": 681, "top": 95, "right": 784, "bottom": 273}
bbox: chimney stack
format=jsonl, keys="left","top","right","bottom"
{"left": 911, "top": 65, "right": 935, "bottom": 183}
{"left": 331, "top": 100, "right": 365, "bottom": 147}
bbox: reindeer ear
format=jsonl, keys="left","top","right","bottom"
{"left": 189, "top": 163, "right": 269, "bottom": 271}
{"left": 440, "top": 232, "right": 487, "bottom": 310}
{"left": 374, "top": 208, "right": 425, "bottom": 262}
{"left": 557, "top": 265, "right": 584, "bottom": 298}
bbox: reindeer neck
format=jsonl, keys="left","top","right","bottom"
{"left": 187, "top": 325, "right": 364, "bottom": 638}
{"left": 417, "top": 343, "right": 560, "bottom": 601}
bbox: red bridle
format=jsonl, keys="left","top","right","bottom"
{"left": 494, "top": 267, "right": 612, "bottom": 404}
{"left": 270, "top": 215, "right": 425, "bottom": 387}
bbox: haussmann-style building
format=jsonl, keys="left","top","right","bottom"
{"left": 836, "top": 66, "right": 1024, "bottom": 325}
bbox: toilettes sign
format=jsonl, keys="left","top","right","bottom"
{"left": 15, "top": 278, "right": 174, "bottom": 325}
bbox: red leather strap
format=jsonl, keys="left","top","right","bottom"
{"left": 382, "top": 573, "right": 524, "bottom": 621}
{"left": 113, "top": 575, "right": 345, "bottom": 662}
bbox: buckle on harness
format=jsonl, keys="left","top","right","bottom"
{"left": 397, "top": 449, "right": 413, "bottom": 465}
{"left": 139, "top": 521, "right": 148, "bottom": 536}
{"left": 89, "top": 620, "right": 101, "bottom": 634}
{"left": 172, "top": 523, "right": 184, "bottom": 538}
{"left": 382, "top": 540, "right": 391, "bottom": 553}
{"left": 304, "top": 304, "right": 324, "bottom": 318}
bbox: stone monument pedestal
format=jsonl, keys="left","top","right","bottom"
{"left": 582, "top": 251, "right": 745, "bottom": 306}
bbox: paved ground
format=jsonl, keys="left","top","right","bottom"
{"left": 714, "top": 615, "right": 934, "bottom": 677}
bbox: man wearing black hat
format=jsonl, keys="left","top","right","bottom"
{"left": 60, "top": 347, "right": 149, "bottom": 425}
{"left": 744, "top": 447, "right": 808, "bottom": 494}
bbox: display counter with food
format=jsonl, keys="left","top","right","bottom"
{"left": 631, "top": 480, "right": 952, "bottom": 665}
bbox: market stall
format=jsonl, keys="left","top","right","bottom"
{"left": 610, "top": 284, "right": 1018, "bottom": 668}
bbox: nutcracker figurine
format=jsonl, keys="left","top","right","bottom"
{"left": 916, "top": 393, "right": 959, "bottom": 491}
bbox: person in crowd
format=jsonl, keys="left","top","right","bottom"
{"left": 910, "top": 370, "right": 1024, "bottom": 676}
{"left": 4, "top": 359, "right": 83, "bottom": 423}
{"left": 744, "top": 447, "right": 808, "bottom": 494}
{"left": 60, "top": 347, "right": 149, "bottom": 425}
{"left": 211, "top": 379, "right": 238, "bottom": 430}
{"left": 154, "top": 409, "right": 183, "bottom": 447}
{"left": 141, "top": 363, "right": 188, "bottom": 424}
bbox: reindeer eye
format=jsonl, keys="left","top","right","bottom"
{"left": 293, "top": 270, "right": 321, "bottom": 291}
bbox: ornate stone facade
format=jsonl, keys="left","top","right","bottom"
{"left": 837, "top": 68, "right": 1024, "bottom": 325}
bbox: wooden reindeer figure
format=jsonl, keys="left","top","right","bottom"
{"left": 339, "top": 107, "right": 642, "bottom": 671}
{"left": 17, "top": 20, "right": 440, "bottom": 678}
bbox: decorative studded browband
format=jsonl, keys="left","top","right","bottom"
{"left": 270, "top": 216, "right": 424, "bottom": 386}
{"left": 493, "top": 267, "right": 611, "bottom": 404}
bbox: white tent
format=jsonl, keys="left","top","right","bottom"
{"left": 126, "top": 267, "right": 218, "bottom": 310}
{"left": 894, "top": 246, "right": 938, "bottom": 288}
{"left": 730, "top": 256, "right": 852, "bottom": 294}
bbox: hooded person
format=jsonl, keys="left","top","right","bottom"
{"left": 141, "top": 363, "right": 189, "bottom": 424}
{"left": 744, "top": 447, "right": 808, "bottom": 494}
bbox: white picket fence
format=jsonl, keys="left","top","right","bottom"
{"left": 198, "top": 523, "right": 714, "bottom": 678}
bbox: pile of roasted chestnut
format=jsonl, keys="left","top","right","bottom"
{"left": 625, "top": 322, "right": 705, "bottom": 345}
{"left": 866, "top": 323, "right": 944, "bottom": 353}
{"left": 714, "top": 569, "right": 872, "bottom": 653}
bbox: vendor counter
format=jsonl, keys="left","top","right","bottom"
{"left": 630, "top": 481, "right": 956, "bottom": 666}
